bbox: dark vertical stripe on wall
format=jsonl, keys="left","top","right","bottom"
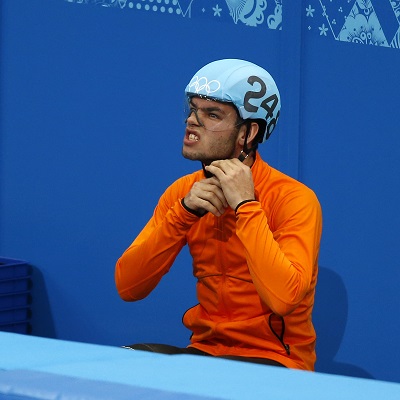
{"left": 278, "top": 1, "right": 302, "bottom": 180}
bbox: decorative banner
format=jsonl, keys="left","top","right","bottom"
{"left": 64, "top": 0, "right": 400, "bottom": 50}
{"left": 305, "top": 0, "right": 400, "bottom": 49}
{"left": 64, "top": 0, "right": 282, "bottom": 29}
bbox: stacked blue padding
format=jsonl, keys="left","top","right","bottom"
{"left": 0, "top": 258, "right": 32, "bottom": 334}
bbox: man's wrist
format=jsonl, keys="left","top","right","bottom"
{"left": 234, "top": 199, "right": 256, "bottom": 213}
{"left": 181, "top": 198, "right": 207, "bottom": 218}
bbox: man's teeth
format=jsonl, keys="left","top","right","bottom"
{"left": 189, "top": 133, "right": 199, "bottom": 141}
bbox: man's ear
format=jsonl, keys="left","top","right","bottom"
{"left": 238, "top": 122, "right": 260, "bottom": 147}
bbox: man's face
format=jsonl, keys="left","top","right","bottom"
{"left": 182, "top": 97, "right": 244, "bottom": 164}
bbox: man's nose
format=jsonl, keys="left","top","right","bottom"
{"left": 186, "top": 109, "right": 203, "bottom": 126}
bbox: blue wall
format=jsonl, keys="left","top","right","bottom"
{"left": 1, "top": 0, "right": 400, "bottom": 383}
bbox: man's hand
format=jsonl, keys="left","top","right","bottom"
{"left": 205, "top": 159, "right": 255, "bottom": 210}
{"left": 184, "top": 177, "right": 228, "bottom": 217}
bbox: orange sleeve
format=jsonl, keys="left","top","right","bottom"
{"left": 235, "top": 188, "right": 322, "bottom": 316}
{"left": 115, "top": 181, "right": 200, "bottom": 301}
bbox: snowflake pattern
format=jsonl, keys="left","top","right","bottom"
{"left": 338, "top": 2, "right": 388, "bottom": 46}
{"left": 306, "top": 0, "right": 400, "bottom": 49}
{"left": 213, "top": 4, "right": 222, "bottom": 17}
{"left": 65, "top": 0, "right": 400, "bottom": 50}
{"left": 393, "top": 0, "right": 400, "bottom": 21}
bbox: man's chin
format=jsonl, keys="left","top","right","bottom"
{"left": 182, "top": 148, "right": 231, "bottom": 165}
{"left": 182, "top": 149, "right": 201, "bottom": 161}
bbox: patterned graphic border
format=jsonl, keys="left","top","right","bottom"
{"left": 65, "top": 0, "right": 400, "bottom": 50}
{"left": 64, "top": 0, "right": 282, "bottom": 29}
{"left": 306, "top": 0, "right": 400, "bottom": 49}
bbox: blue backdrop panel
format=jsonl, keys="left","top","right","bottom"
{"left": 302, "top": 0, "right": 400, "bottom": 383}
{"left": 0, "top": 0, "right": 281, "bottom": 352}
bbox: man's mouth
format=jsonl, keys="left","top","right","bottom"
{"left": 188, "top": 133, "right": 199, "bottom": 141}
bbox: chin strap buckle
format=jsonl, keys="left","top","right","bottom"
{"left": 238, "top": 150, "right": 250, "bottom": 162}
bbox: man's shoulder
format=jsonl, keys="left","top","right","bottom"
{"left": 255, "top": 156, "right": 319, "bottom": 203}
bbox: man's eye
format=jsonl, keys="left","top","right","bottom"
{"left": 208, "top": 113, "right": 220, "bottom": 119}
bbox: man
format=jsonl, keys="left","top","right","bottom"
{"left": 115, "top": 59, "right": 322, "bottom": 370}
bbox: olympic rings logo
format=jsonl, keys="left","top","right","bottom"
{"left": 187, "top": 76, "right": 221, "bottom": 94}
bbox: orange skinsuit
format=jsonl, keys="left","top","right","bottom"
{"left": 115, "top": 152, "right": 322, "bottom": 370}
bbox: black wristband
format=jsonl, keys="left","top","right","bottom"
{"left": 235, "top": 199, "right": 256, "bottom": 213}
{"left": 181, "top": 198, "right": 207, "bottom": 218}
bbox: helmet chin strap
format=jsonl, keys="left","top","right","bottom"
{"left": 238, "top": 150, "right": 250, "bottom": 162}
{"left": 202, "top": 162, "right": 214, "bottom": 178}
{"left": 238, "top": 123, "right": 257, "bottom": 162}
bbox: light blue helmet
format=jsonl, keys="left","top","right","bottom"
{"left": 185, "top": 59, "right": 281, "bottom": 142}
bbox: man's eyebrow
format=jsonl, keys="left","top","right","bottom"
{"left": 189, "top": 99, "right": 226, "bottom": 114}
{"left": 204, "top": 106, "right": 225, "bottom": 114}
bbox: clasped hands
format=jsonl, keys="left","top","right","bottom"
{"left": 184, "top": 159, "right": 255, "bottom": 217}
